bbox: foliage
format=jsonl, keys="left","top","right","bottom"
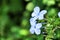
{"left": 0, "top": 0, "right": 60, "bottom": 40}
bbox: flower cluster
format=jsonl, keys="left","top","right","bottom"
{"left": 30, "top": 6, "right": 47, "bottom": 35}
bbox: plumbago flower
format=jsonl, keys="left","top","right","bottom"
{"left": 30, "top": 23, "right": 42, "bottom": 35}
{"left": 31, "top": 6, "right": 47, "bottom": 20}
{"left": 58, "top": 12, "right": 60, "bottom": 17}
{"left": 30, "top": 6, "right": 47, "bottom": 35}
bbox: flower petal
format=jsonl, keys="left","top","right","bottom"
{"left": 34, "top": 6, "right": 40, "bottom": 13}
{"left": 36, "top": 23, "right": 42, "bottom": 29}
{"left": 31, "top": 12, "right": 38, "bottom": 17}
{"left": 30, "top": 18, "right": 37, "bottom": 26}
{"left": 34, "top": 28, "right": 41, "bottom": 35}
{"left": 30, "top": 26, "right": 35, "bottom": 34}
{"left": 40, "top": 10, "right": 47, "bottom": 15}
{"left": 38, "top": 14, "right": 44, "bottom": 20}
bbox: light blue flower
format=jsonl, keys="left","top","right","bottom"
{"left": 34, "top": 6, "right": 40, "bottom": 13}
{"left": 38, "top": 14, "right": 44, "bottom": 20}
{"left": 36, "top": 23, "right": 42, "bottom": 29}
{"left": 40, "top": 10, "right": 47, "bottom": 15}
{"left": 30, "top": 26, "right": 35, "bottom": 34}
{"left": 30, "top": 23, "right": 42, "bottom": 35}
{"left": 29, "top": 6, "right": 47, "bottom": 35}
{"left": 30, "top": 26, "right": 41, "bottom": 35}
{"left": 38, "top": 10, "right": 47, "bottom": 20}
{"left": 31, "top": 6, "right": 47, "bottom": 20}
{"left": 58, "top": 12, "right": 60, "bottom": 17}
{"left": 31, "top": 12, "right": 38, "bottom": 17}
{"left": 34, "top": 28, "right": 41, "bottom": 35}
{"left": 30, "top": 18, "right": 37, "bottom": 26}
{"left": 31, "top": 6, "right": 40, "bottom": 17}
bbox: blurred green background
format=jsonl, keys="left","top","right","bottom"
{"left": 0, "top": 0, "right": 60, "bottom": 40}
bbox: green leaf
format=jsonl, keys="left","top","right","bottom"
{"left": 37, "top": 34, "right": 44, "bottom": 40}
